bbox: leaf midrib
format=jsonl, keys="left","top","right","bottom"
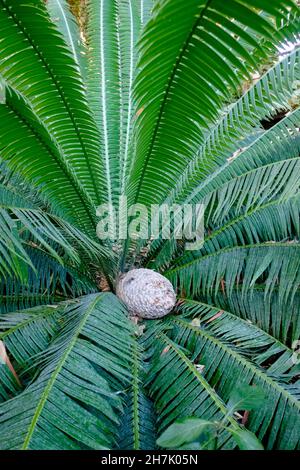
{"left": 166, "top": 241, "right": 300, "bottom": 275}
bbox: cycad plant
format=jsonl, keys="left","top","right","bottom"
{"left": 0, "top": 0, "right": 300, "bottom": 450}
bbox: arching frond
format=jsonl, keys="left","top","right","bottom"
{"left": 0, "top": 85, "right": 97, "bottom": 232}
{"left": 0, "top": 304, "right": 64, "bottom": 375}
{"left": 0, "top": 181, "right": 112, "bottom": 283}
{"left": 124, "top": 6, "right": 299, "bottom": 269}
{"left": 117, "top": 340, "right": 157, "bottom": 450}
{"left": 86, "top": 0, "right": 151, "bottom": 201}
{"left": 47, "top": 0, "right": 87, "bottom": 77}
{"left": 170, "top": 48, "right": 300, "bottom": 207}
{"left": 0, "top": 246, "right": 98, "bottom": 314}
{"left": 119, "top": 0, "right": 153, "bottom": 195}
{"left": 0, "top": 340, "right": 22, "bottom": 403}
{"left": 0, "top": 0, "right": 299, "bottom": 452}
{"left": 146, "top": 332, "right": 238, "bottom": 449}
{"left": 201, "top": 196, "right": 300, "bottom": 255}
{"left": 147, "top": 107, "right": 300, "bottom": 270}
{"left": 0, "top": 365, "right": 21, "bottom": 403}
{"left": 209, "top": 288, "right": 300, "bottom": 346}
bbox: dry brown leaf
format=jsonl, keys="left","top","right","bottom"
{"left": 0, "top": 340, "right": 21, "bottom": 385}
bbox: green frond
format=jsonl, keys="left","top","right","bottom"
{"left": 176, "top": 192, "right": 300, "bottom": 271}
{"left": 0, "top": 0, "right": 103, "bottom": 207}
{"left": 86, "top": 0, "right": 150, "bottom": 201}
{"left": 0, "top": 304, "right": 64, "bottom": 375}
{"left": 0, "top": 293, "right": 135, "bottom": 450}
{"left": 199, "top": 111, "right": 300, "bottom": 224}
{"left": 0, "top": 184, "right": 78, "bottom": 266}
{"left": 125, "top": 8, "right": 300, "bottom": 270}
{"left": 117, "top": 340, "right": 157, "bottom": 450}
{"left": 86, "top": 0, "right": 121, "bottom": 204}
{"left": 119, "top": 0, "right": 152, "bottom": 195}
{"left": 176, "top": 298, "right": 295, "bottom": 357}
{"left": 167, "top": 243, "right": 300, "bottom": 304}
{"left": 0, "top": 365, "right": 21, "bottom": 403}
{"left": 0, "top": 0, "right": 299, "bottom": 451}
{"left": 47, "top": 0, "right": 87, "bottom": 78}
{"left": 0, "top": 209, "right": 32, "bottom": 284}
{"left": 0, "top": 246, "right": 98, "bottom": 314}
{"left": 170, "top": 48, "right": 300, "bottom": 207}
{"left": 0, "top": 180, "right": 113, "bottom": 284}
{"left": 146, "top": 332, "right": 238, "bottom": 449}
{"left": 212, "top": 289, "right": 300, "bottom": 346}
{"left": 272, "top": 3, "right": 300, "bottom": 46}
{"left": 201, "top": 196, "right": 300, "bottom": 255}
{"left": 138, "top": 0, "right": 153, "bottom": 25}
{"left": 0, "top": 86, "right": 97, "bottom": 232}
{"left": 127, "top": 0, "right": 296, "bottom": 209}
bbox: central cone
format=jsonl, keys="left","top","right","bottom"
{"left": 116, "top": 268, "right": 176, "bottom": 319}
